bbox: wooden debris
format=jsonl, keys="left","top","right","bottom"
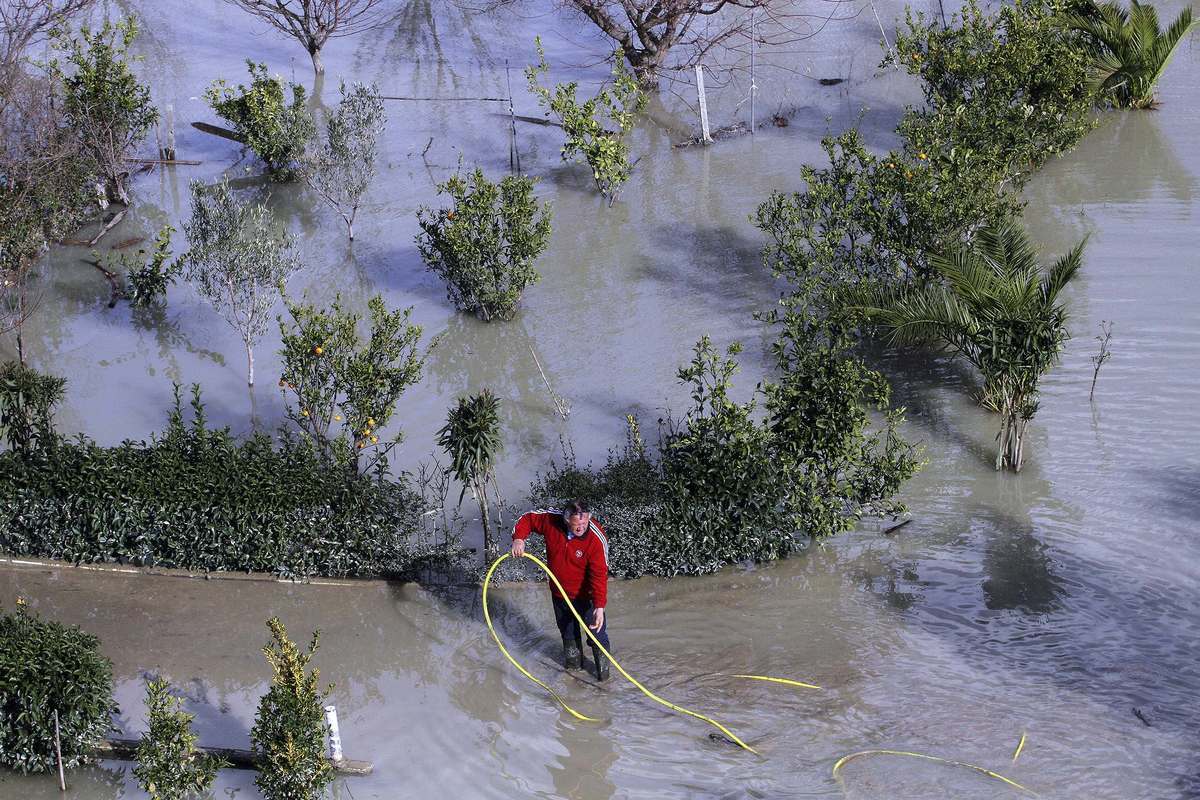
{"left": 88, "top": 209, "right": 127, "bottom": 247}
{"left": 191, "top": 121, "right": 244, "bottom": 143}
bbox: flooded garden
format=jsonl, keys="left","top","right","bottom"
{"left": 1, "top": 0, "right": 1198, "bottom": 797}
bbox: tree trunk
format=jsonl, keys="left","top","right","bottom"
{"left": 245, "top": 341, "right": 255, "bottom": 386}
{"left": 15, "top": 326, "right": 25, "bottom": 365}
{"left": 626, "top": 47, "right": 666, "bottom": 87}
{"left": 476, "top": 477, "right": 493, "bottom": 559}
{"left": 309, "top": 43, "right": 324, "bottom": 77}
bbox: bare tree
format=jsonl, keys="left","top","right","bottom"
{"left": 220, "top": 0, "right": 387, "bottom": 77}
{"left": 542, "top": 0, "right": 836, "bottom": 82}
{"left": 0, "top": 0, "right": 98, "bottom": 89}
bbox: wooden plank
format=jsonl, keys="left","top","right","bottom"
{"left": 496, "top": 112, "right": 564, "bottom": 129}
{"left": 94, "top": 738, "right": 373, "bottom": 775}
{"left": 191, "top": 121, "right": 244, "bottom": 143}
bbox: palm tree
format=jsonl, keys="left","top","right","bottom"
{"left": 1069, "top": 0, "right": 1199, "bottom": 109}
{"left": 437, "top": 390, "right": 504, "bottom": 558}
{"left": 853, "top": 222, "right": 1086, "bottom": 472}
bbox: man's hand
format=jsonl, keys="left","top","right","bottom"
{"left": 589, "top": 607, "right": 605, "bottom": 631}
{"left": 511, "top": 538, "right": 526, "bottom": 558}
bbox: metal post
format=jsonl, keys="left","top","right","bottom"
{"left": 324, "top": 705, "right": 343, "bottom": 762}
{"left": 53, "top": 710, "right": 66, "bottom": 792}
{"left": 694, "top": 65, "right": 712, "bottom": 144}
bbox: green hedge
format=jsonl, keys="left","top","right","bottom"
{"left": 0, "top": 606, "right": 116, "bottom": 773}
{"left": 0, "top": 385, "right": 459, "bottom": 579}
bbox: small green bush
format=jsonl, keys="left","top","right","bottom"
{"left": 206, "top": 61, "right": 315, "bottom": 178}
{"left": 0, "top": 604, "right": 116, "bottom": 773}
{"left": 0, "top": 362, "right": 65, "bottom": 456}
{"left": 526, "top": 38, "right": 645, "bottom": 205}
{"left": 251, "top": 618, "right": 332, "bottom": 800}
{"left": 122, "top": 226, "right": 180, "bottom": 308}
{"left": 532, "top": 330, "right": 919, "bottom": 577}
{"left": 416, "top": 167, "right": 552, "bottom": 321}
{"left": 134, "top": 678, "right": 224, "bottom": 800}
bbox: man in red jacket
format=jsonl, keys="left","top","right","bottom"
{"left": 511, "top": 499, "right": 611, "bottom": 681}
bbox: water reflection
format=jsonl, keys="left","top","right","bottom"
{"left": 424, "top": 313, "right": 567, "bottom": 463}
{"left": 548, "top": 724, "right": 617, "bottom": 800}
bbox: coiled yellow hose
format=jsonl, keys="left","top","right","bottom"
{"left": 482, "top": 553, "right": 758, "bottom": 753}
{"left": 484, "top": 553, "right": 1037, "bottom": 796}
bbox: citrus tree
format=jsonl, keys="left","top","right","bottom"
{"left": 415, "top": 166, "right": 551, "bottom": 321}
{"left": 526, "top": 38, "right": 645, "bottom": 206}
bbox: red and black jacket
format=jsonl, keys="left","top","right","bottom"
{"left": 511, "top": 509, "right": 609, "bottom": 608}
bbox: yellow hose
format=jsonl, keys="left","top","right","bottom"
{"left": 1012, "top": 731, "right": 1027, "bottom": 764}
{"left": 832, "top": 749, "right": 1038, "bottom": 796}
{"left": 483, "top": 553, "right": 758, "bottom": 754}
{"left": 731, "top": 674, "right": 822, "bottom": 690}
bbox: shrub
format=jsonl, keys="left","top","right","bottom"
{"left": 122, "top": 226, "right": 179, "bottom": 308}
{"left": 437, "top": 390, "right": 503, "bottom": 557}
{"left": 526, "top": 38, "right": 646, "bottom": 206}
{"left": 206, "top": 61, "right": 315, "bottom": 178}
{"left": 758, "top": 0, "right": 1095, "bottom": 293}
{"left": 1069, "top": 0, "right": 1199, "bottom": 108}
{"left": 415, "top": 166, "right": 552, "bottom": 321}
{"left": 0, "top": 362, "right": 65, "bottom": 455}
{"left": 0, "top": 381, "right": 460, "bottom": 579}
{"left": 0, "top": 604, "right": 116, "bottom": 773}
{"left": 531, "top": 329, "right": 919, "bottom": 577}
{"left": 134, "top": 678, "right": 224, "bottom": 800}
{"left": 251, "top": 618, "right": 332, "bottom": 800}
{"left": 852, "top": 222, "right": 1085, "bottom": 472}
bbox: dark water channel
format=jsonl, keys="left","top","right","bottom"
{"left": 2, "top": 0, "right": 1199, "bottom": 797}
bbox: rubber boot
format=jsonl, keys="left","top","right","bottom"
{"left": 591, "top": 645, "right": 611, "bottom": 682}
{"left": 563, "top": 635, "right": 582, "bottom": 670}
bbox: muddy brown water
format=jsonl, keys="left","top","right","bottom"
{"left": 2, "top": 0, "right": 1199, "bottom": 797}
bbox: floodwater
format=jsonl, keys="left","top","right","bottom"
{"left": 2, "top": 0, "right": 1199, "bottom": 797}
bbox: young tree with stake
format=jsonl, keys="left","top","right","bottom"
{"left": 182, "top": 179, "right": 299, "bottom": 386}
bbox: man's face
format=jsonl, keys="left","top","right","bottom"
{"left": 566, "top": 511, "right": 591, "bottom": 535}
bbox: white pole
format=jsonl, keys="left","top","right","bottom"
{"left": 695, "top": 65, "right": 712, "bottom": 144}
{"left": 165, "top": 104, "right": 176, "bottom": 160}
{"left": 749, "top": 12, "right": 756, "bottom": 135}
{"left": 324, "top": 705, "right": 343, "bottom": 762}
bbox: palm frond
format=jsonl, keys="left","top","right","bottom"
{"left": 1040, "top": 235, "right": 1087, "bottom": 305}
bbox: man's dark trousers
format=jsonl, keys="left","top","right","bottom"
{"left": 552, "top": 595, "right": 609, "bottom": 651}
